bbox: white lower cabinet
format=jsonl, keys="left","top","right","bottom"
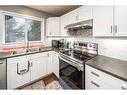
{"left": 7, "top": 55, "right": 31, "bottom": 89}
{"left": 30, "top": 53, "right": 48, "bottom": 81}
{"left": 46, "top": 51, "right": 59, "bottom": 78}
{"left": 46, "top": 51, "right": 53, "bottom": 74}
{"left": 85, "top": 65, "right": 127, "bottom": 90}
{"left": 52, "top": 51, "right": 59, "bottom": 78}
{"left": 7, "top": 51, "right": 59, "bottom": 89}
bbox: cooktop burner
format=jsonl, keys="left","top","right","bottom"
{"left": 59, "top": 49, "right": 91, "bottom": 63}
{"left": 59, "top": 42, "right": 98, "bottom": 63}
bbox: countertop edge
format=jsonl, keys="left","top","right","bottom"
{"left": 85, "top": 55, "right": 127, "bottom": 82}
{"left": 0, "top": 47, "right": 59, "bottom": 59}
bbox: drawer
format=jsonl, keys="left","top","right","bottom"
{"left": 85, "top": 65, "right": 127, "bottom": 90}
{"left": 86, "top": 73, "right": 112, "bottom": 90}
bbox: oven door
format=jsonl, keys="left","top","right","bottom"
{"left": 59, "top": 57, "right": 85, "bottom": 89}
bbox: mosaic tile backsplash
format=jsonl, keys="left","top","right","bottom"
{"left": 67, "top": 28, "right": 92, "bottom": 37}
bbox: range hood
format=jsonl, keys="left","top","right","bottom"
{"left": 64, "top": 19, "right": 93, "bottom": 31}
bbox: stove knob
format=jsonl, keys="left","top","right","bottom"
{"left": 89, "top": 44, "right": 92, "bottom": 47}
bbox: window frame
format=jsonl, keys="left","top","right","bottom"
{"left": 0, "top": 10, "right": 44, "bottom": 45}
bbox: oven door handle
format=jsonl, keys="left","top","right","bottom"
{"left": 59, "top": 56, "right": 83, "bottom": 71}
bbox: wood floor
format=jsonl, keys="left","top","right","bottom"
{"left": 18, "top": 73, "right": 62, "bottom": 90}
{"left": 43, "top": 73, "right": 59, "bottom": 85}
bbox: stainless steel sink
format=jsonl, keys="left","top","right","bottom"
{"left": 12, "top": 48, "right": 41, "bottom": 55}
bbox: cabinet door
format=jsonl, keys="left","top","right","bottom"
{"left": 69, "top": 8, "right": 79, "bottom": 23}
{"left": 52, "top": 51, "right": 59, "bottom": 78}
{"left": 60, "top": 15, "right": 69, "bottom": 36}
{"left": 60, "top": 14, "right": 71, "bottom": 36}
{"left": 46, "top": 17, "right": 60, "bottom": 36}
{"left": 114, "top": 6, "right": 127, "bottom": 36}
{"left": 60, "top": 9, "right": 79, "bottom": 37}
{"left": 30, "top": 53, "right": 48, "bottom": 81}
{"left": 7, "top": 56, "right": 30, "bottom": 89}
{"left": 93, "top": 6, "right": 114, "bottom": 36}
{"left": 79, "top": 6, "right": 93, "bottom": 21}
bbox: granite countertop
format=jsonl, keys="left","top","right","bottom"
{"left": 0, "top": 47, "right": 59, "bottom": 59}
{"left": 86, "top": 55, "right": 127, "bottom": 82}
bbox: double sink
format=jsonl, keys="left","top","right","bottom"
{"left": 12, "top": 48, "right": 42, "bottom": 55}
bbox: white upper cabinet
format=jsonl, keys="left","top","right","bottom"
{"left": 68, "top": 8, "right": 79, "bottom": 23}
{"left": 60, "top": 14, "right": 70, "bottom": 36}
{"left": 78, "top": 6, "right": 93, "bottom": 21}
{"left": 93, "top": 6, "right": 114, "bottom": 36}
{"left": 93, "top": 6, "right": 127, "bottom": 37}
{"left": 65, "top": 6, "right": 93, "bottom": 24}
{"left": 60, "top": 6, "right": 93, "bottom": 36}
{"left": 114, "top": 6, "right": 127, "bottom": 36}
{"left": 46, "top": 17, "right": 60, "bottom": 37}
{"left": 60, "top": 10, "right": 78, "bottom": 36}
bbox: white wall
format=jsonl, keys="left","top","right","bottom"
{"left": 66, "top": 37, "right": 127, "bottom": 61}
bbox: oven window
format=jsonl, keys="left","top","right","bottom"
{"left": 59, "top": 59, "right": 84, "bottom": 89}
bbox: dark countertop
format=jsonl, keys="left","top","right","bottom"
{"left": 0, "top": 47, "right": 59, "bottom": 60}
{"left": 86, "top": 55, "right": 127, "bottom": 82}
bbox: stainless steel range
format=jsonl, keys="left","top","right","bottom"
{"left": 59, "top": 41, "right": 98, "bottom": 89}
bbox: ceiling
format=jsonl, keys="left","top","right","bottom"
{"left": 26, "top": 5, "right": 81, "bottom": 16}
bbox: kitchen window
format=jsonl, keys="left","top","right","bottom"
{"left": 4, "top": 13, "right": 43, "bottom": 44}
{"left": 27, "top": 19, "right": 41, "bottom": 41}
{"left": 5, "top": 15, "right": 26, "bottom": 43}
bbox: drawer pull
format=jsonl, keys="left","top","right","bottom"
{"left": 17, "top": 61, "right": 30, "bottom": 75}
{"left": 91, "top": 71, "right": 100, "bottom": 77}
{"left": 20, "top": 69, "right": 27, "bottom": 72}
{"left": 121, "top": 86, "right": 127, "bottom": 90}
{"left": 91, "top": 81, "right": 100, "bottom": 88}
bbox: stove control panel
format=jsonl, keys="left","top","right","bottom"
{"left": 73, "top": 42, "right": 98, "bottom": 54}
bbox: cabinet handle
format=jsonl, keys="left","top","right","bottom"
{"left": 17, "top": 61, "right": 30, "bottom": 75}
{"left": 121, "top": 86, "right": 127, "bottom": 90}
{"left": 115, "top": 25, "right": 117, "bottom": 34}
{"left": 0, "top": 62, "right": 3, "bottom": 64}
{"left": 76, "top": 15, "right": 79, "bottom": 21}
{"left": 91, "top": 71, "right": 100, "bottom": 77}
{"left": 110, "top": 25, "right": 113, "bottom": 34}
{"left": 91, "top": 81, "right": 100, "bottom": 88}
{"left": 47, "top": 53, "right": 49, "bottom": 57}
{"left": 49, "top": 32, "right": 51, "bottom": 35}
{"left": 28, "top": 61, "right": 33, "bottom": 67}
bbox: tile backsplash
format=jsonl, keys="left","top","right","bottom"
{"left": 66, "top": 37, "right": 127, "bottom": 61}
{"left": 45, "top": 36, "right": 127, "bottom": 61}
{"left": 67, "top": 29, "right": 92, "bottom": 37}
